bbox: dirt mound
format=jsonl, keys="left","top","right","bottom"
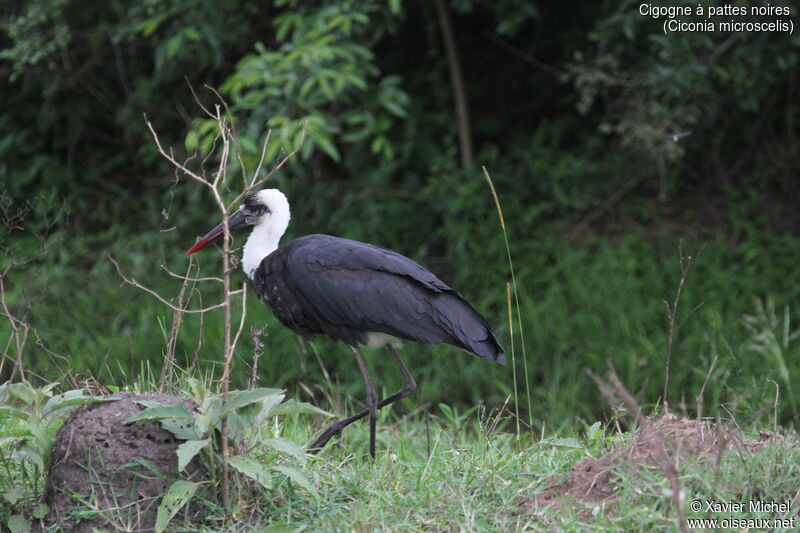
{"left": 42, "top": 392, "right": 206, "bottom": 533}
{"left": 523, "top": 414, "right": 776, "bottom": 510}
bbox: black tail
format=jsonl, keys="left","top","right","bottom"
{"left": 432, "top": 292, "right": 506, "bottom": 364}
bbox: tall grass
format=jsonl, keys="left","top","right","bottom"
{"left": 4, "top": 186, "right": 800, "bottom": 430}
{"left": 482, "top": 166, "right": 532, "bottom": 436}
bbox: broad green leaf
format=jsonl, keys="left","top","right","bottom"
{"left": 126, "top": 402, "right": 193, "bottom": 423}
{"left": 185, "top": 130, "right": 199, "bottom": 151}
{"left": 7, "top": 384, "right": 35, "bottom": 405}
{"left": 177, "top": 439, "right": 210, "bottom": 471}
{"left": 42, "top": 382, "right": 60, "bottom": 395}
{"left": 158, "top": 418, "right": 201, "bottom": 441}
{"left": 196, "top": 396, "right": 223, "bottom": 433}
{"left": 155, "top": 480, "right": 198, "bottom": 533}
{"left": 263, "top": 438, "right": 307, "bottom": 465}
{"left": 164, "top": 34, "right": 184, "bottom": 60}
{"left": 381, "top": 99, "right": 407, "bottom": 118}
{"left": 227, "top": 455, "right": 272, "bottom": 490}
{"left": 4, "top": 485, "right": 23, "bottom": 504}
{"left": 0, "top": 436, "right": 21, "bottom": 448}
{"left": 29, "top": 426, "right": 51, "bottom": 452}
{"left": 8, "top": 515, "right": 29, "bottom": 533}
{"left": 33, "top": 503, "right": 49, "bottom": 519}
{"left": 540, "top": 437, "right": 583, "bottom": 449}
{"left": 42, "top": 390, "right": 115, "bottom": 418}
{"left": 20, "top": 444, "right": 44, "bottom": 471}
{"left": 183, "top": 27, "right": 201, "bottom": 41}
{"left": 0, "top": 406, "right": 27, "bottom": 420}
{"left": 271, "top": 465, "right": 318, "bottom": 499}
{"left": 187, "top": 378, "right": 206, "bottom": 402}
{"left": 586, "top": 421, "right": 604, "bottom": 442}
{"left": 311, "top": 131, "right": 340, "bottom": 161}
{"left": 222, "top": 388, "right": 284, "bottom": 416}
{"left": 268, "top": 400, "right": 331, "bottom": 417}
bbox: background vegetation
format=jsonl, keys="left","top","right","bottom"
{"left": 2, "top": 0, "right": 799, "bottom": 435}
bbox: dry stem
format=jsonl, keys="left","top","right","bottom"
{"left": 128, "top": 90, "right": 305, "bottom": 514}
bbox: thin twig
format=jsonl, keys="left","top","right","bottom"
{"left": 108, "top": 255, "right": 239, "bottom": 314}
{"left": 662, "top": 242, "right": 704, "bottom": 410}
{"left": 160, "top": 264, "right": 224, "bottom": 284}
{"left": 158, "top": 259, "right": 194, "bottom": 392}
{"left": 248, "top": 326, "right": 265, "bottom": 390}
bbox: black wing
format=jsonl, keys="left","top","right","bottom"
{"left": 256, "top": 235, "right": 504, "bottom": 364}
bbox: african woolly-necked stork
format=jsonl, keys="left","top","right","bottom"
{"left": 187, "top": 189, "right": 505, "bottom": 457}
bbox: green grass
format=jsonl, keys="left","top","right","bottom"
{"left": 5, "top": 214, "right": 800, "bottom": 431}
{"left": 4, "top": 184, "right": 800, "bottom": 530}
{"left": 2, "top": 368, "right": 799, "bottom": 531}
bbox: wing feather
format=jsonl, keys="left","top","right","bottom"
{"left": 273, "top": 235, "right": 504, "bottom": 363}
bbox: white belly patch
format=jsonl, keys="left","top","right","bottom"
{"left": 365, "top": 332, "right": 404, "bottom": 348}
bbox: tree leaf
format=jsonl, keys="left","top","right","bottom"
{"left": 42, "top": 390, "right": 115, "bottom": 419}
{"left": 271, "top": 465, "right": 318, "bottom": 499}
{"left": 20, "top": 444, "right": 45, "bottom": 471}
{"left": 0, "top": 437, "right": 21, "bottom": 448}
{"left": 176, "top": 439, "right": 210, "bottom": 471}
{"left": 540, "top": 437, "right": 583, "bottom": 449}
{"left": 263, "top": 438, "right": 307, "bottom": 465}
{"left": 0, "top": 405, "right": 27, "bottom": 419}
{"left": 222, "top": 388, "right": 284, "bottom": 416}
{"left": 227, "top": 455, "right": 272, "bottom": 490}
{"left": 185, "top": 130, "right": 199, "bottom": 151}
{"left": 155, "top": 480, "right": 198, "bottom": 533}
{"left": 159, "top": 418, "right": 201, "bottom": 441}
{"left": 126, "top": 402, "right": 193, "bottom": 423}
{"left": 268, "top": 399, "right": 331, "bottom": 417}
{"left": 4, "top": 485, "right": 23, "bottom": 504}
{"left": 8, "top": 515, "right": 29, "bottom": 533}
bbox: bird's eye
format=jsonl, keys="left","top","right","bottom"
{"left": 246, "top": 204, "right": 255, "bottom": 210}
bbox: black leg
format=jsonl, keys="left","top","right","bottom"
{"left": 351, "top": 346, "right": 377, "bottom": 458}
{"left": 308, "top": 346, "right": 417, "bottom": 455}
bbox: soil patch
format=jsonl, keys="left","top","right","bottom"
{"left": 521, "top": 414, "right": 778, "bottom": 511}
{"left": 42, "top": 392, "right": 206, "bottom": 533}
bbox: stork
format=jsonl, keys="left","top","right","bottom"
{"left": 187, "top": 189, "right": 505, "bottom": 458}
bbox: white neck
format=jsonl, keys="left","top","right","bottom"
{"left": 242, "top": 202, "right": 290, "bottom": 279}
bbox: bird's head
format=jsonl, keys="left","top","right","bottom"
{"left": 186, "top": 189, "right": 290, "bottom": 255}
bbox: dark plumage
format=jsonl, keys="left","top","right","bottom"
{"left": 187, "top": 189, "right": 504, "bottom": 458}
{"left": 254, "top": 234, "right": 505, "bottom": 364}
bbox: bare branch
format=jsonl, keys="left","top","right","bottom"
{"left": 160, "top": 264, "right": 224, "bottom": 284}
{"left": 240, "top": 124, "right": 306, "bottom": 203}
{"left": 141, "top": 95, "right": 304, "bottom": 511}
{"left": 145, "top": 115, "right": 206, "bottom": 185}
{"left": 251, "top": 129, "right": 273, "bottom": 188}
{"left": 229, "top": 280, "right": 249, "bottom": 367}
{"left": 203, "top": 84, "right": 249, "bottom": 184}
{"left": 108, "top": 255, "right": 238, "bottom": 314}
{"left": 186, "top": 78, "right": 216, "bottom": 120}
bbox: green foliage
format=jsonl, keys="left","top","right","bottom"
{"left": 124, "top": 379, "right": 328, "bottom": 529}
{"left": 2, "top": 0, "right": 800, "bottom": 453}
{"left": 155, "top": 480, "right": 198, "bottom": 533}
{"left": 568, "top": 0, "right": 800, "bottom": 193}
{"left": 741, "top": 298, "right": 800, "bottom": 418}
{"left": 189, "top": 0, "right": 409, "bottom": 168}
{"left": 0, "top": 382, "right": 113, "bottom": 528}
